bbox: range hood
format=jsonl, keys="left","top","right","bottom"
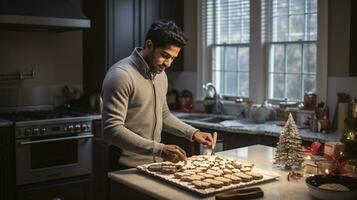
{"left": 0, "top": 0, "right": 90, "bottom": 31}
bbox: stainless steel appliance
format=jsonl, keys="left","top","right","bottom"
{"left": 0, "top": 108, "right": 93, "bottom": 185}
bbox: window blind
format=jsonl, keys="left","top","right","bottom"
{"left": 203, "top": 0, "right": 250, "bottom": 45}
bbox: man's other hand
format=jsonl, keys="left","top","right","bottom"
{"left": 194, "top": 131, "right": 213, "bottom": 148}
{"left": 161, "top": 145, "right": 187, "bottom": 163}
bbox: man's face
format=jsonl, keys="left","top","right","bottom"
{"left": 147, "top": 44, "right": 181, "bottom": 74}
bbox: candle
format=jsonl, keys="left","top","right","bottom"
{"left": 306, "top": 155, "right": 311, "bottom": 160}
{"left": 325, "top": 169, "right": 329, "bottom": 175}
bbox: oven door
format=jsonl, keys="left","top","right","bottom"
{"left": 16, "top": 132, "right": 93, "bottom": 185}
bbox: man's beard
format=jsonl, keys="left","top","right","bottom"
{"left": 147, "top": 52, "right": 162, "bottom": 74}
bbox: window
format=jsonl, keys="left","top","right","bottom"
{"left": 198, "top": 0, "right": 326, "bottom": 103}
{"left": 203, "top": 0, "right": 250, "bottom": 97}
{"left": 266, "top": 0, "right": 318, "bottom": 101}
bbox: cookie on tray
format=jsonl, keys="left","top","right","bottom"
{"left": 181, "top": 174, "right": 204, "bottom": 182}
{"left": 214, "top": 177, "right": 232, "bottom": 186}
{"left": 197, "top": 172, "right": 215, "bottom": 179}
{"left": 223, "top": 174, "right": 242, "bottom": 184}
{"left": 161, "top": 165, "right": 177, "bottom": 174}
{"left": 191, "top": 180, "right": 211, "bottom": 189}
{"left": 245, "top": 172, "right": 263, "bottom": 180}
{"left": 203, "top": 179, "right": 224, "bottom": 188}
{"left": 174, "top": 172, "right": 190, "bottom": 179}
{"left": 240, "top": 167, "right": 252, "bottom": 172}
{"left": 147, "top": 163, "right": 162, "bottom": 172}
{"left": 234, "top": 172, "right": 253, "bottom": 182}
{"left": 206, "top": 169, "right": 223, "bottom": 177}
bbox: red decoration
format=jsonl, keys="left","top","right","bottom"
{"left": 305, "top": 141, "right": 322, "bottom": 155}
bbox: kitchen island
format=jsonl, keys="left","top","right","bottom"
{"left": 108, "top": 145, "right": 313, "bottom": 200}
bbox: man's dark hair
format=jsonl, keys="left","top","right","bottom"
{"left": 145, "top": 20, "right": 188, "bottom": 48}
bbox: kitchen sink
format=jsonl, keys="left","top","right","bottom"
{"left": 198, "top": 116, "right": 232, "bottom": 123}
{"left": 177, "top": 115, "right": 211, "bottom": 121}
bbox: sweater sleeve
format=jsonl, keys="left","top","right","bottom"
{"left": 162, "top": 100, "right": 199, "bottom": 142}
{"left": 102, "top": 68, "right": 164, "bottom": 156}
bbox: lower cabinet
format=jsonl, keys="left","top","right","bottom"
{"left": 163, "top": 125, "right": 313, "bottom": 153}
{"left": 16, "top": 176, "right": 91, "bottom": 200}
{"left": 0, "top": 126, "right": 15, "bottom": 200}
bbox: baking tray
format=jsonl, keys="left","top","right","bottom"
{"left": 137, "top": 163, "right": 280, "bottom": 195}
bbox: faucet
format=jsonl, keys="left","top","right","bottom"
{"left": 203, "top": 83, "right": 222, "bottom": 114}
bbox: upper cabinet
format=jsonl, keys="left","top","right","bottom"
{"left": 350, "top": 0, "right": 357, "bottom": 76}
{"left": 83, "top": 0, "right": 184, "bottom": 95}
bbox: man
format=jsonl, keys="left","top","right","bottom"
{"left": 102, "top": 20, "right": 213, "bottom": 169}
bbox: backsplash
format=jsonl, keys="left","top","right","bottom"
{"left": 0, "top": 30, "right": 83, "bottom": 107}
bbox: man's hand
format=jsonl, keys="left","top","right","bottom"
{"left": 194, "top": 131, "right": 213, "bottom": 148}
{"left": 161, "top": 145, "right": 187, "bottom": 163}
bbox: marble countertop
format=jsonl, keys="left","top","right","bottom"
{"left": 172, "top": 112, "right": 342, "bottom": 143}
{"left": 108, "top": 145, "right": 313, "bottom": 200}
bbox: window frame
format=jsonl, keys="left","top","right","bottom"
{"left": 196, "top": 0, "right": 328, "bottom": 104}
{"left": 211, "top": 43, "right": 250, "bottom": 98}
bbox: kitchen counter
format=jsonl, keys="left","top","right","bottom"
{"left": 108, "top": 145, "right": 313, "bottom": 200}
{"left": 89, "top": 112, "right": 341, "bottom": 143}
{"left": 173, "top": 112, "right": 342, "bottom": 143}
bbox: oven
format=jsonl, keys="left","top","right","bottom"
{"left": 13, "top": 117, "right": 93, "bottom": 185}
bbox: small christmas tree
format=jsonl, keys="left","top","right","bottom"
{"left": 274, "top": 113, "right": 304, "bottom": 169}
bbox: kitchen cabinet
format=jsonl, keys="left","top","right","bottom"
{"left": 350, "top": 0, "right": 357, "bottom": 76}
{"left": 16, "top": 176, "right": 91, "bottom": 200}
{"left": 0, "top": 126, "right": 15, "bottom": 200}
{"left": 83, "top": 0, "right": 184, "bottom": 95}
{"left": 92, "top": 119, "right": 121, "bottom": 200}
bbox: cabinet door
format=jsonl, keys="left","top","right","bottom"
{"left": 16, "top": 177, "right": 91, "bottom": 200}
{"left": 111, "top": 0, "right": 140, "bottom": 64}
{"left": 159, "top": 0, "right": 184, "bottom": 71}
{"left": 0, "top": 126, "right": 15, "bottom": 200}
{"left": 350, "top": 0, "right": 357, "bottom": 76}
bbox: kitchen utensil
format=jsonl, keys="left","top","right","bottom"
{"left": 205, "top": 131, "right": 218, "bottom": 156}
{"left": 215, "top": 187, "right": 264, "bottom": 200}
{"left": 305, "top": 175, "right": 357, "bottom": 200}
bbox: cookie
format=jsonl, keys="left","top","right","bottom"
{"left": 223, "top": 174, "right": 242, "bottom": 184}
{"left": 226, "top": 164, "right": 235, "bottom": 170}
{"left": 214, "top": 177, "right": 232, "bottom": 186}
{"left": 203, "top": 179, "right": 224, "bottom": 188}
{"left": 206, "top": 169, "right": 223, "bottom": 177}
{"left": 181, "top": 175, "right": 204, "bottom": 182}
{"left": 245, "top": 172, "right": 263, "bottom": 180}
{"left": 197, "top": 172, "right": 215, "bottom": 179}
{"left": 234, "top": 172, "right": 253, "bottom": 182}
{"left": 174, "top": 172, "right": 190, "bottom": 179}
{"left": 242, "top": 162, "right": 254, "bottom": 168}
{"left": 240, "top": 167, "right": 252, "bottom": 172}
{"left": 182, "top": 170, "right": 197, "bottom": 175}
{"left": 147, "top": 163, "right": 162, "bottom": 172}
{"left": 161, "top": 166, "right": 177, "bottom": 174}
{"left": 192, "top": 180, "right": 211, "bottom": 189}
{"left": 223, "top": 169, "right": 232, "bottom": 174}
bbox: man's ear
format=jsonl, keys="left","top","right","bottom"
{"left": 145, "top": 40, "right": 154, "bottom": 50}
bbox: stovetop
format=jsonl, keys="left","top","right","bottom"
{"left": 0, "top": 109, "right": 90, "bottom": 122}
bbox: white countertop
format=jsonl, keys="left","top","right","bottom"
{"left": 108, "top": 145, "right": 313, "bottom": 200}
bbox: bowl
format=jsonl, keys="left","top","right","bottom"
{"left": 305, "top": 175, "right": 357, "bottom": 200}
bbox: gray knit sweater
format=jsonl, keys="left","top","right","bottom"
{"left": 101, "top": 48, "right": 199, "bottom": 167}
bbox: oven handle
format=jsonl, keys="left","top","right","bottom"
{"left": 18, "top": 134, "right": 93, "bottom": 145}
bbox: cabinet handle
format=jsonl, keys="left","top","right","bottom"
{"left": 51, "top": 198, "right": 62, "bottom": 200}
